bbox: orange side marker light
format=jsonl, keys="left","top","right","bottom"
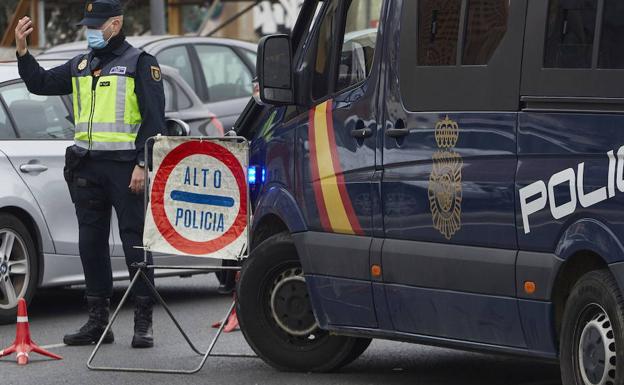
{"left": 371, "top": 265, "right": 382, "bottom": 278}
{"left": 524, "top": 281, "right": 537, "bottom": 295}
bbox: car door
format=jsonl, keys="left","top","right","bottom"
{"left": 380, "top": 0, "right": 527, "bottom": 347}
{"left": 0, "top": 81, "right": 116, "bottom": 257}
{"left": 291, "top": 0, "right": 384, "bottom": 329}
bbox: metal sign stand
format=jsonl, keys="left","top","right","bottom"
{"left": 87, "top": 136, "right": 255, "bottom": 374}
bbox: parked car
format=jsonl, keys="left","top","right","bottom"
{"left": 39, "top": 36, "right": 257, "bottom": 132}
{"left": 0, "top": 59, "right": 216, "bottom": 323}
{"left": 237, "top": 0, "right": 624, "bottom": 383}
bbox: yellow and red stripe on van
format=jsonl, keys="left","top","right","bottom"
{"left": 308, "top": 100, "right": 363, "bottom": 236}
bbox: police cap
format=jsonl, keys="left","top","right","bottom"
{"left": 77, "top": 0, "right": 123, "bottom": 28}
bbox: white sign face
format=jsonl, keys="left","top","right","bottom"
{"left": 143, "top": 137, "right": 248, "bottom": 260}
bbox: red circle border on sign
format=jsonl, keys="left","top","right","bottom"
{"left": 151, "top": 140, "right": 247, "bottom": 255}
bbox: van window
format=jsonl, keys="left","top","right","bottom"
{"left": 417, "top": 0, "right": 462, "bottom": 66}
{"left": 462, "top": 0, "right": 509, "bottom": 65}
{"left": 312, "top": 1, "right": 340, "bottom": 100}
{"left": 336, "top": 0, "right": 383, "bottom": 91}
{"left": 544, "top": 0, "right": 597, "bottom": 68}
{"left": 598, "top": 0, "right": 624, "bottom": 69}
{"left": 400, "top": 0, "right": 524, "bottom": 111}
{"left": 521, "top": 0, "right": 624, "bottom": 98}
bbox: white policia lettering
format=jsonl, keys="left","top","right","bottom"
{"left": 520, "top": 146, "right": 624, "bottom": 234}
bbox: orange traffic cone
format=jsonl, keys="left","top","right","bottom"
{"left": 0, "top": 298, "right": 62, "bottom": 365}
{"left": 211, "top": 272, "right": 240, "bottom": 333}
{"left": 211, "top": 294, "right": 240, "bottom": 333}
{"left": 222, "top": 307, "right": 239, "bottom": 333}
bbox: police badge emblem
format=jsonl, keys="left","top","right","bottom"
{"left": 428, "top": 116, "right": 463, "bottom": 240}
{"left": 150, "top": 66, "right": 161, "bottom": 81}
{"left": 78, "top": 59, "right": 88, "bottom": 71}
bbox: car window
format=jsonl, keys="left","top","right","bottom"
{"left": 0, "top": 102, "right": 16, "bottom": 139}
{"left": 163, "top": 78, "right": 175, "bottom": 112}
{"left": 195, "top": 45, "right": 253, "bottom": 103}
{"left": 0, "top": 82, "right": 74, "bottom": 140}
{"left": 417, "top": 0, "right": 462, "bottom": 66}
{"left": 156, "top": 46, "right": 196, "bottom": 92}
{"left": 336, "top": 0, "right": 383, "bottom": 92}
{"left": 598, "top": 0, "right": 624, "bottom": 69}
{"left": 544, "top": 0, "right": 597, "bottom": 68}
{"left": 177, "top": 85, "right": 192, "bottom": 110}
{"left": 462, "top": 0, "right": 509, "bottom": 65}
{"left": 243, "top": 50, "right": 257, "bottom": 68}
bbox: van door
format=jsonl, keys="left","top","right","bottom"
{"left": 292, "top": 0, "right": 384, "bottom": 329}
{"left": 380, "top": 0, "right": 527, "bottom": 347}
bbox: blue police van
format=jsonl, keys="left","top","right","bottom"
{"left": 234, "top": 1, "right": 624, "bottom": 383}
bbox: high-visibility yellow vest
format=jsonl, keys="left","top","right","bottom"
{"left": 70, "top": 46, "right": 143, "bottom": 151}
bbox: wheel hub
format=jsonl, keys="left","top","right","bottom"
{"left": 0, "top": 229, "right": 29, "bottom": 310}
{"left": 269, "top": 267, "right": 318, "bottom": 336}
{"left": 579, "top": 309, "right": 617, "bottom": 385}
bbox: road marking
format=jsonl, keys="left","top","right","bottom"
{"left": 39, "top": 343, "right": 66, "bottom": 350}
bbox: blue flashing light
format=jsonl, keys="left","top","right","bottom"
{"left": 248, "top": 166, "right": 257, "bottom": 185}
{"left": 261, "top": 167, "right": 266, "bottom": 183}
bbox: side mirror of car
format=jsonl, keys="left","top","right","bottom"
{"left": 166, "top": 118, "right": 190, "bottom": 137}
{"left": 257, "top": 34, "right": 294, "bottom": 105}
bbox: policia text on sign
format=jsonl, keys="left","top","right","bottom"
{"left": 14, "top": 0, "right": 165, "bottom": 348}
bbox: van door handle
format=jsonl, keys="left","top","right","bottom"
{"left": 350, "top": 128, "right": 373, "bottom": 138}
{"left": 19, "top": 164, "right": 48, "bottom": 173}
{"left": 386, "top": 128, "right": 410, "bottom": 138}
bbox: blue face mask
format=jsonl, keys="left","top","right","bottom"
{"left": 86, "top": 23, "right": 112, "bottom": 49}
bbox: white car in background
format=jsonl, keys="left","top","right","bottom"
{"left": 0, "top": 60, "right": 216, "bottom": 324}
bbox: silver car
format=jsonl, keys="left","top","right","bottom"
{"left": 39, "top": 36, "right": 258, "bottom": 132}
{"left": 0, "top": 60, "right": 216, "bottom": 324}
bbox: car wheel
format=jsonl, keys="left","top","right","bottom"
{"left": 237, "top": 232, "right": 364, "bottom": 372}
{"left": 0, "top": 213, "right": 38, "bottom": 325}
{"left": 560, "top": 269, "right": 624, "bottom": 385}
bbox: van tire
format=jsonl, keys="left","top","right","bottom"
{"left": 560, "top": 269, "right": 624, "bottom": 385}
{"left": 237, "top": 232, "right": 365, "bottom": 372}
{"left": 0, "top": 213, "right": 38, "bottom": 325}
{"left": 339, "top": 337, "right": 372, "bottom": 368}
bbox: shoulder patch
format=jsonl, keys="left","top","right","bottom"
{"left": 150, "top": 66, "right": 161, "bottom": 82}
{"left": 78, "top": 59, "right": 87, "bottom": 71}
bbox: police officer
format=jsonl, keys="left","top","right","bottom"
{"left": 15, "top": 0, "right": 164, "bottom": 348}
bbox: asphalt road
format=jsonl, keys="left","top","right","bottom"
{"left": 0, "top": 275, "right": 563, "bottom": 385}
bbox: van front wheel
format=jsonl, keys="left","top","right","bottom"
{"left": 560, "top": 270, "right": 624, "bottom": 385}
{"left": 237, "top": 232, "right": 368, "bottom": 372}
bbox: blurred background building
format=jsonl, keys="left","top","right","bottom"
{"left": 0, "top": 0, "right": 304, "bottom": 58}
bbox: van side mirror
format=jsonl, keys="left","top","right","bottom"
{"left": 166, "top": 118, "right": 190, "bottom": 137}
{"left": 257, "top": 34, "right": 294, "bottom": 105}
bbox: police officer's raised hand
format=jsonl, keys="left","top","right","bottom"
{"left": 15, "top": 16, "right": 33, "bottom": 57}
{"left": 129, "top": 165, "right": 145, "bottom": 194}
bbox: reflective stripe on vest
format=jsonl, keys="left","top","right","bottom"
{"left": 71, "top": 68, "right": 142, "bottom": 151}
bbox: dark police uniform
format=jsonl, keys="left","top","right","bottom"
{"left": 17, "top": 0, "right": 164, "bottom": 347}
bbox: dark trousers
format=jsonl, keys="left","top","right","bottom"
{"left": 73, "top": 158, "right": 154, "bottom": 298}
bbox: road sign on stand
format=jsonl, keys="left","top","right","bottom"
{"left": 144, "top": 137, "right": 249, "bottom": 260}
